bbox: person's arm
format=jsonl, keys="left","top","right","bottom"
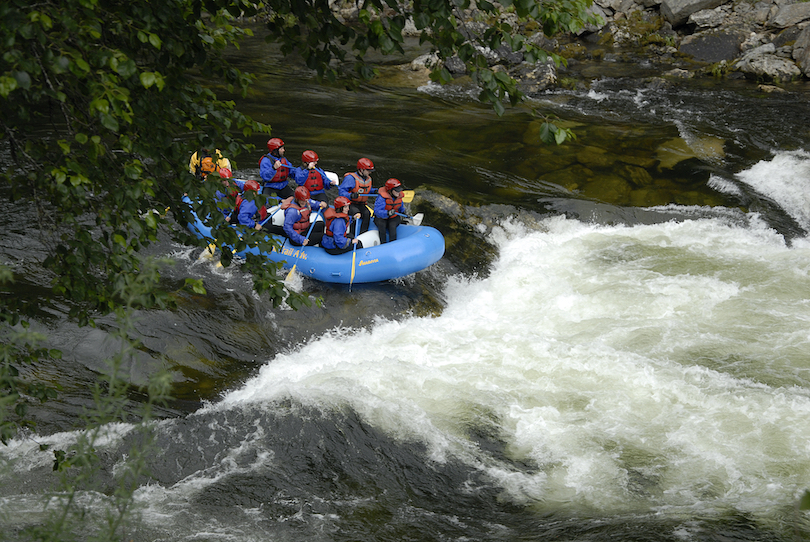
{"left": 338, "top": 175, "right": 353, "bottom": 198}
{"left": 259, "top": 155, "right": 274, "bottom": 183}
{"left": 238, "top": 201, "right": 257, "bottom": 228}
{"left": 373, "top": 195, "right": 387, "bottom": 218}
{"left": 283, "top": 210, "right": 305, "bottom": 244}
{"left": 332, "top": 220, "right": 349, "bottom": 249}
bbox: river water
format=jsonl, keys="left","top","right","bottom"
{"left": 2, "top": 32, "right": 810, "bottom": 541}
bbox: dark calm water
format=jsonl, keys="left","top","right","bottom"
{"left": 3, "top": 27, "right": 810, "bottom": 542}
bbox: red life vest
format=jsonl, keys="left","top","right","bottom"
{"left": 323, "top": 208, "right": 349, "bottom": 237}
{"left": 259, "top": 154, "right": 290, "bottom": 184}
{"left": 304, "top": 169, "right": 325, "bottom": 192}
{"left": 344, "top": 172, "right": 372, "bottom": 203}
{"left": 281, "top": 198, "right": 311, "bottom": 234}
{"left": 378, "top": 187, "right": 403, "bottom": 212}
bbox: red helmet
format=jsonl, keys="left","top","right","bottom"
{"left": 243, "top": 180, "right": 261, "bottom": 192}
{"left": 302, "top": 150, "right": 318, "bottom": 163}
{"left": 267, "top": 138, "right": 284, "bottom": 151}
{"left": 334, "top": 196, "right": 351, "bottom": 209}
{"left": 294, "top": 186, "right": 310, "bottom": 200}
{"left": 357, "top": 158, "right": 374, "bottom": 171}
{"left": 218, "top": 168, "right": 232, "bottom": 179}
{"left": 384, "top": 178, "right": 403, "bottom": 191}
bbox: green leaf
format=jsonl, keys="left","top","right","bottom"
{"left": 139, "top": 71, "right": 156, "bottom": 88}
{"left": 539, "top": 122, "right": 556, "bottom": 145}
{"left": 100, "top": 113, "right": 119, "bottom": 132}
{"left": 148, "top": 33, "right": 162, "bottom": 49}
{"left": 184, "top": 278, "right": 207, "bottom": 295}
{"left": 0, "top": 75, "right": 18, "bottom": 97}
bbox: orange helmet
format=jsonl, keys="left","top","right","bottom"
{"left": 384, "top": 178, "right": 403, "bottom": 191}
{"left": 357, "top": 158, "right": 374, "bottom": 171}
{"left": 302, "top": 150, "right": 318, "bottom": 163}
{"left": 267, "top": 138, "right": 284, "bottom": 151}
{"left": 243, "top": 180, "right": 261, "bottom": 192}
{"left": 334, "top": 196, "right": 351, "bottom": 209}
{"left": 294, "top": 186, "right": 310, "bottom": 200}
{"left": 218, "top": 168, "right": 232, "bottom": 179}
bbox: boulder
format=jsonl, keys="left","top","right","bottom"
{"left": 688, "top": 7, "right": 727, "bottom": 28}
{"left": 735, "top": 43, "right": 803, "bottom": 80}
{"left": 679, "top": 30, "right": 747, "bottom": 62}
{"left": 512, "top": 60, "right": 558, "bottom": 94}
{"left": 660, "top": 0, "right": 726, "bottom": 26}
{"left": 768, "top": 2, "right": 810, "bottom": 28}
{"left": 794, "top": 25, "right": 810, "bottom": 76}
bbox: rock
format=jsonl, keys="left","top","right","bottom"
{"left": 794, "top": 26, "right": 810, "bottom": 76}
{"left": 582, "top": 3, "right": 613, "bottom": 32}
{"left": 660, "top": 0, "right": 726, "bottom": 26}
{"left": 740, "top": 32, "right": 769, "bottom": 52}
{"left": 735, "top": 43, "right": 803, "bottom": 81}
{"left": 688, "top": 7, "right": 727, "bottom": 28}
{"left": 410, "top": 53, "right": 440, "bottom": 71}
{"left": 444, "top": 56, "right": 466, "bottom": 75}
{"left": 679, "top": 30, "right": 748, "bottom": 62}
{"left": 512, "top": 60, "right": 558, "bottom": 94}
{"left": 768, "top": 2, "right": 810, "bottom": 28}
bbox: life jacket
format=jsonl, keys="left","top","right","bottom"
{"left": 344, "top": 172, "right": 372, "bottom": 203}
{"left": 259, "top": 154, "right": 289, "bottom": 184}
{"left": 195, "top": 150, "right": 217, "bottom": 179}
{"left": 378, "top": 187, "right": 403, "bottom": 212}
{"left": 303, "top": 169, "right": 325, "bottom": 192}
{"left": 323, "top": 208, "right": 349, "bottom": 237}
{"left": 281, "top": 198, "right": 311, "bottom": 234}
{"left": 232, "top": 193, "right": 268, "bottom": 224}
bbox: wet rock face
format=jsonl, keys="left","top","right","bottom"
{"left": 795, "top": 26, "right": 810, "bottom": 77}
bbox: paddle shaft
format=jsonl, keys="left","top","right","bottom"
{"left": 349, "top": 218, "right": 361, "bottom": 292}
{"left": 286, "top": 208, "right": 322, "bottom": 280}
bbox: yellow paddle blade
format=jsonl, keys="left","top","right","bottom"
{"left": 403, "top": 190, "right": 414, "bottom": 203}
{"left": 349, "top": 251, "right": 357, "bottom": 289}
{"left": 285, "top": 263, "right": 297, "bottom": 281}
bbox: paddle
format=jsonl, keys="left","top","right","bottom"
{"left": 259, "top": 206, "right": 283, "bottom": 227}
{"left": 285, "top": 208, "right": 322, "bottom": 281}
{"left": 394, "top": 212, "right": 424, "bottom": 226}
{"left": 349, "top": 217, "right": 361, "bottom": 292}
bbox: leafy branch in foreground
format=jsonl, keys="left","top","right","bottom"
{"left": 0, "top": 0, "right": 310, "bottom": 330}
{"left": 262, "top": 0, "right": 600, "bottom": 126}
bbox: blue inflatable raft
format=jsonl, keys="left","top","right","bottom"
{"left": 183, "top": 197, "right": 445, "bottom": 284}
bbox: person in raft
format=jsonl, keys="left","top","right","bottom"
{"left": 189, "top": 147, "right": 232, "bottom": 180}
{"left": 338, "top": 157, "right": 376, "bottom": 234}
{"left": 231, "top": 180, "right": 268, "bottom": 231}
{"left": 293, "top": 150, "right": 338, "bottom": 204}
{"left": 373, "top": 178, "right": 407, "bottom": 244}
{"left": 282, "top": 186, "right": 328, "bottom": 246}
{"left": 213, "top": 168, "right": 244, "bottom": 220}
{"left": 321, "top": 196, "right": 363, "bottom": 255}
{"left": 259, "top": 137, "right": 295, "bottom": 200}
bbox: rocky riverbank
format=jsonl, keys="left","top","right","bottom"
{"left": 386, "top": 0, "right": 810, "bottom": 94}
